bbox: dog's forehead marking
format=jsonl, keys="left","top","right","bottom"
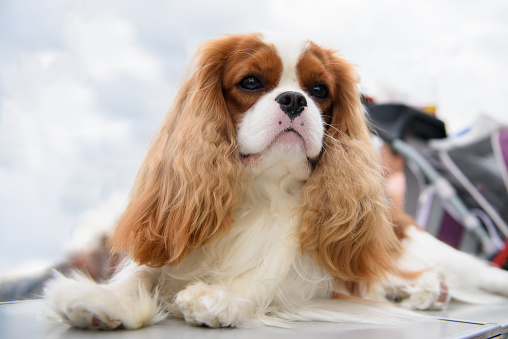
{"left": 261, "top": 33, "right": 309, "bottom": 87}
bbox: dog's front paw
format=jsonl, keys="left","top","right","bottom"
{"left": 44, "top": 272, "right": 163, "bottom": 330}
{"left": 59, "top": 304, "right": 124, "bottom": 330}
{"left": 44, "top": 274, "right": 127, "bottom": 330}
{"left": 402, "top": 272, "right": 450, "bottom": 310}
{"left": 175, "top": 282, "right": 251, "bottom": 327}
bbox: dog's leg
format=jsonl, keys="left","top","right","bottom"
{"left": 379, "top": 225, "right": 508, "bottom": 309}
{"left": 44, "top": 262, "right": 165, "bottom": 330}
{"left": 173, "top": 243, "right": 298, "bottom": 327}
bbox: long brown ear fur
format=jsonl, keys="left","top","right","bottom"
{"left": 110, "top": 35, "right": 247, "bottom": 267}
{"left": 299, "top": 53, "right": 401, "bottom": 289}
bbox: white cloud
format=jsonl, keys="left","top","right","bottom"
{"left": 64, "top": 13, "right": 163, "bottom": 82}
{"left": 0, "top": 34, "right": 150, "bottom": 271}
{"left": 36, "top": 77, "right": 132, "bottom": 159}
{"left": 0, "top": 73, "right": 138, "bottom": 269}
{"left": 66, "top": 191, "right": 129, "bottom": 253}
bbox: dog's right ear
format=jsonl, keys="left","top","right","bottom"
{"left": 110, "top": 35, "right": 250, "bottom": 267}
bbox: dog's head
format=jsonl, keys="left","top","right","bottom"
{"left": 227, "top": 34, "right": 329, "bottom": 169}
{"left": 111, "top": 33, "right": 400, "bottom": 284}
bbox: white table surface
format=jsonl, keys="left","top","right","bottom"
{"left": 1, "top": 299, "right": 508, "bottom": 339}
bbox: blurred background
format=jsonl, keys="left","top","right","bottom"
{"left": 1, "top": 0, "right": 508, "bottom": 297}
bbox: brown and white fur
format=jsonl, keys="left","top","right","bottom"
{"left": 44, "top": 33, "right": 508, "bottom": 330}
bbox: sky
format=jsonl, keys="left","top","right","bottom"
{"left": 1, "top": 0, "right": 508, "bottom": 274}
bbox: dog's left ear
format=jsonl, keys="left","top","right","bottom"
{"left": 299, "top": 53, "right": 401, "bottom": 288}
{"left": 110, "top": 35, "right": 248, "bottom": 267}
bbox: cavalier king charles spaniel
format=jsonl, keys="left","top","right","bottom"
{"left": 44, "top": 33, "right": 508, "bottom": 330}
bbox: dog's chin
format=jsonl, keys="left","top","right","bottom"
{"left": 274, "top": 129, "right": 306, "bottom": 147}
{"left": 240, "top": 130, "right": 319, "bottom": 172}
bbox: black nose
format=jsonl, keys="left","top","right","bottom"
{"left": 275, "top": 91, "right": 307, "bottom": 120}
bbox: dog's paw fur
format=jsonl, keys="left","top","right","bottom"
{"left": 43, "top": 271, "right": 164, "bottom": 330}
{"left": 401, "top": 272, "right": 450, "bottom": 310}
{"left": 174, "top": 281, "right": 251, "bottom": 327}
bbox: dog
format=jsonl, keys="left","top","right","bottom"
{"left": 44, "top": 33, "right": 508, "bottom": 330}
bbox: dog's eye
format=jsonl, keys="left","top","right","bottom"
{"left": 311, "top": 84, "right": 329, "bottom": 99}
{"left": 240, "top": 76, "right": 264, "bottom": 91}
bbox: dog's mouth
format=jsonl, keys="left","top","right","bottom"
{"left": 268, "top": 127, "right": 306, "bottom": 152}
{"left": 280, "top": 127, "right": 304, "bottom": 140}
{"left": 240, "top": 128, "right": 316, "bottom": 166}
